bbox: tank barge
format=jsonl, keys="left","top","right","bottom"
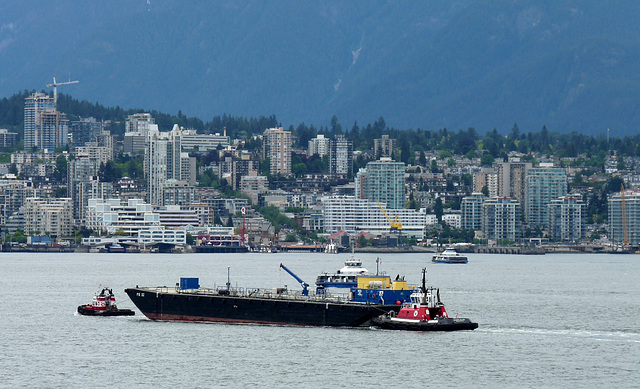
{"left": 125, "top": 264, "right": 415, "bottom": 327}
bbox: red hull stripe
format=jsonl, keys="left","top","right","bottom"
{"left": 143, "top": 312, "right": 321, "bottom": 326}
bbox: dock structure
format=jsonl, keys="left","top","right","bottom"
{"left": 474, "top": 246, "right": 545, "bottom": 255}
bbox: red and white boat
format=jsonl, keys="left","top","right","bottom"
{"left": 77, "top": 287, "right": 135, "bottom": 316}
{"left": 372, "top": 268, "right": 477, "bottom": 331}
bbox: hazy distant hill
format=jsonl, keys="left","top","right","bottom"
{"left": 1, "top": 1, "right": 640, "bottom": 135}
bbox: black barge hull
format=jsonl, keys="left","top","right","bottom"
{"left": 372, "top": 317, "right": 478, "bottom": 331}
{"left": 125, "top": 287, "right": 397, "bottom": 327}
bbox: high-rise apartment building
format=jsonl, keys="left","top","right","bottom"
{"left": 124, "top": 113, "right": 157, "bottom": 154}
{"left": 125, "top": 113, "right": 155, "bottom": 134}
{"left": 95, "top": 130, "right": 116, "bottom": 159}
{"left": 308, "top": 134, "right": 330, "bottom": 156}
{"left": 0, "top": 129, "right": 18, "bottom": 149}
{"left": 524, "top": 164, "right": 567, "bottom": 227}
{"left": 609, "top": 190, "right": 640, "bottom": 246}
{"left": 23, "top": 197, "right": 73, "bottom": 239}
{"left": 329, "top": 135, "right": 353, "bottom": 176}
{"left": 374, "top": 135, "right": 397, "bottom": 158}
{"left": 69, "top": 117, "right": 104, "bottom": 146}
{"left": 24, "top": 92, "right": 68, "bottom": 151}
{"left": 473, "top": 167, "right": 498, "bottom": 197}
{"left": 146, "top": 125, "right": 194, "bottom": 205}
{"left": 69, "top": 142, "right": 114, "bottom": 220}
{"left": 262, "top": 127, "right": 292, "bottom": 176}
{"left": 482, "top": 197, "right": 522, "bottom": 242}
{"left": 355, "top": 158, "right": 405, "bottom": 209}
{"left": 497, "top": 158, "right": 531, "bottom": 206}
{"left": 461, "top": 193, "right": 488, "bottom": 231}
{"left": 548, "top": 195, "right": 585, "bottom": 243}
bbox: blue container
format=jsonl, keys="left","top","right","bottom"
{"left": 180, "top": 277, "right": 199, "bottom": 290}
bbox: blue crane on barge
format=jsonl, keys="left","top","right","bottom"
{"left": 279, "top": 263, "right": 309, "bottom": 296}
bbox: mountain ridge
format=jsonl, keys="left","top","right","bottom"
{"left": 1, "top": 1, "right": 639, "bottom": 135}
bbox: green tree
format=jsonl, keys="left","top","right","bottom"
{"left": 284, "top": 233, "right": 297, "bottom": 242}
{"left": 399, "top": 136, "right": 410, "bottom": 163}
{"left": 98, "top": 161, "right": 119, "bottom": 182}
{"left": 214, "top": 212, "right": 223, "bottom": 226}
{"left": 480, "top": 153, "right": 495, "bottom": 166}
{"left": 439, "top": 150, "right": 453, "bottom": 159}
{"left": 258, "top": 205, "right": 300, "bottom": 233}
{"left": 606, "top": 176, "right": 625, "bottom": 193}
{"left": 227, "top": 215, "right": 234, "bottom": 227}
{"left": 358, "top": 235, "right": 368, "bottom": 247}
{"left": 292, "top": 163, "right": 307, "bottom": 177}
{"left": 434, "top": 197, "right": 444, "bottom": 223}
{"left": 464, "top": 149, "right": 476, "bottom": 159}
{"left": 430, "top": 159, "right": 439, "bottom": 173}
{"left": 54, "top": 154, "right": 67, "bottom": 182}
{"left": 418, "top": 150, "right": 427, "bottom": 166}
{"left": 54, "top": 187, "right": 67, "bottom": 198}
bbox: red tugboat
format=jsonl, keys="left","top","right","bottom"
{"left": 77, "top": 287, "right": 135, "bottom": 316}
{"left": 372, "top": 268, "right": 477, "bottom": 331}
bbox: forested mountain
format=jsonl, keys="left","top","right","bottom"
{"left": 1, "top": 1, "right": 640, "bottom": 135}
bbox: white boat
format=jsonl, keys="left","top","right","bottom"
{"left": 315, "top": 256, "right": 370, "bottom": 290}
{"left": 431, "top": 248, "right": 468, "bottom": 264}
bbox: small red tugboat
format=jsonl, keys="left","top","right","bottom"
{"left": 372, "top": 268, "right": 477, "bottom": 331}
{"left": 77, "top": 287, "right": 135, "bottom": 316}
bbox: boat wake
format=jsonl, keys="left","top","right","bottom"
{"left": 480, "top": 325, "right": 640, "bottom": 343}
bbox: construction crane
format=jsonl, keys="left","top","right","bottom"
{"left": 377, "top": 201, "right": 402, "bottom": 232}
{"left": 621, "top": 184, "right": 629, "bottom": 249}
{"left": 46, "top": 76, "right": 79, "bottom": 106}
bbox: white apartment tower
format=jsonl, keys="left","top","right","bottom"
{"left": 548, "top": 195, "right": 586, "bottom": 243}
{"left": 24, "top": 92, "right": 68, "bottom": 151}
{"left": 609, "top": 190, "right": 640, "bottom": 246}
{"left": 329, "top": 135, "right": 353, "bottom": 176}
{"left": 461, "top": 193, "right": 488, "bottom": 231}
{"left": 262, "top": 127, "right": 292, "bottom": 176}
{"left": 146, "top": 125, "right": 193, "bottom": 205}
{"left": 355, "top": 158, "right": 405, "bottom": 209}
{"left": 124, "top": 113, "right": 157, "bottom": 154}
{"left": 125, "top": 113, "right": 155, "bottom": 134}
{"left": 308, "top": 134, "right": 331, "bottom": 156}
{"left": 524, "top": 165, "right": 567, "bottom": 228}
{"left": 23, "top": 197, "right": 73, "bottom": 239}
{"left": 482, "top": 197, "right": 522, "bottom": 242}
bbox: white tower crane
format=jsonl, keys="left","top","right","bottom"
{"left": 46, "top": 76, "right": 79, "bottom": 107}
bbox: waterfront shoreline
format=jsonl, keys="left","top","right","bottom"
{"left": 0, "top": 244, "right": 628, "bottom": 255}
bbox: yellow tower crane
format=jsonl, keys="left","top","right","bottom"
{"left": 377, "top": 201, "right": 402, "bottom": 232}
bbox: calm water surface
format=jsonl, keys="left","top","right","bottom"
{"left": 1, "top": 252, "right": 639, "bottom": 388}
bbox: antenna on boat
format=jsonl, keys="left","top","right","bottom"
{"left": 226, "top": 266, "right": 231, "bottom": 290}
{"left": 421, "top": 268, "right": 427, "bottom": 293}
{"left": 376, "top": 257, "right": 380, "bottom": 275}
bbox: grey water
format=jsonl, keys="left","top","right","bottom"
{"left": 1, "top": 252, "right": 639, "bottom": 388}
